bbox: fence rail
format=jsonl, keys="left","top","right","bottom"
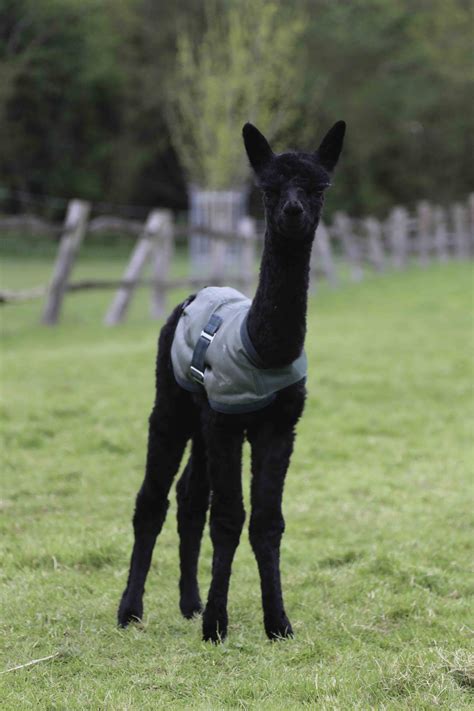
{"left": 0, "top": 194, "right": 472, "bottom": 325}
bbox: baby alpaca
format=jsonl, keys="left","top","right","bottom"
{"left": 118, "top": 120, "right": 346, "bottom": 641}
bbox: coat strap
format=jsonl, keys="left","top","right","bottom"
{"left": 189, "top": 313, "right": 223, "bottom": 384}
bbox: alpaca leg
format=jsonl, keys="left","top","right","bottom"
{"left": 202, "top": 425, "right": 245, "bottom": 642}
{"left": 176, "top": 430, "right": 209, "bottom": 618}
{"left": 118, "top": 404, "right": 192, "bottom": 627}
{"left": 248, "top": 424, "right": 295, "bottom": 639}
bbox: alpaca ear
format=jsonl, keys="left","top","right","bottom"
{"left": 243, "top": 123, "right": 274, "bottom": 174}
{"left": 316, "top": 121, "right": 346, "bottom": 172}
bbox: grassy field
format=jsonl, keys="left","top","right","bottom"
{"left": 1, "top": 247, "right": 473, "bottom": 710}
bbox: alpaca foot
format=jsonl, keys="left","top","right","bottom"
{"left": 117, "top": 590, "right": 143, "bottom": 628}
{"left": 202, "top": 602, "right": 228, "bottom": 642}
{"left": 264, "top": 611, "right": 294, "bottom": 640}
{"left": 179, "top": 594, "right": 203, "bottom": 619}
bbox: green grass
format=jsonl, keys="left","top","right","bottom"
{"left": 1, "top": 248, "right": 473, "bottom": 709}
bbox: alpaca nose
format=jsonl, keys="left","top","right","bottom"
{"left": 283, "top": 199, "right": 303, "bottom": 216}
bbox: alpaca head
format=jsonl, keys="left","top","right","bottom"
{"left": 243, "top": 121, "right": 346, "bottom": 246}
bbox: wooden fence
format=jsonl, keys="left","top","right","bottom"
{"left": 0, "top": 194, "right": 472, "bottom": 325}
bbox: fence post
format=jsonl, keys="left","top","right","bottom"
{"left": 209, "top": 234, "right": 227, "bottom": 284}
{"left": 238, "top": 216, "right": 257, "bottom": 296}
{"left": 387, "top": 206, "right": 409, "bottom": 269}
{"left": 433, "top": 207, "right": 448, "bottom": 262}
{"left": 104, "top": 210, "right": 165, "bottom": 325}
{"left": 416, "top": 201, "right": 432, "bottom": 265}
{"left": 451, "top": 203, "right": 469, "bottom": 259}
{"left": 312, "top": 221, "right": 337, "bottom": 285}
{"left": 150, "top": 210, "right": 174, "bottom": 319}
{"left": 333, "top": 212, "right": 363, "bottom": 281}
{"left": 41, "top": 199, "right": 90, "bottom": 325}
{"left": 363, "top": 217, "right": 385, "bottom": 272}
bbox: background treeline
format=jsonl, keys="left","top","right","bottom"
{"left": 1, "top": 0, "right": 472, "bottom": 217}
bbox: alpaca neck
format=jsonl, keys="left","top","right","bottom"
{"left": 246, "top": 233, "right": 312, "bottom": 367}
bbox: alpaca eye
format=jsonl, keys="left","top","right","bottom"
{"left": 309, "top": 182, "right": 331, "bottom": 197}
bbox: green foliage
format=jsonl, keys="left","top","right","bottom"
{"left": 0, "top": 0, "right": 123, "bottom": 200}
{"left": 167, "top": 0, "right": 306, "bottom": 188}
{"left": 302, "top": 0, "right": 474, "bottom": 215}
{"left": 0, "top": 0, "right": 187, "bottom": 204}
{"left": 1, "top": 254, "right": 473, "bottom": 708}
{"left": 0, "top": 0, "right": 472, "bottom": 212}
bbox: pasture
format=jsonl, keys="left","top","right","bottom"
{"left": 1, "top": 247, "right": 473, "bottom": 709}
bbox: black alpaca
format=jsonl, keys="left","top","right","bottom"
{"left": 118, "top": 120, "right": 346, "bottom": 641}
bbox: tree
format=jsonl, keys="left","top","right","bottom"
{"left": 0, "top": 0, "right": 203, "bottom": 209}
{"left": 1, "top": 0, "right": 472, "bottom": 216}
{"left": 166, "top": 0, "right": 307, "bottom": 189}
{"left": 300, "top": 0, "right": 474, "bottom": 215}
{"left": 0, "top": 0, "right": 124, "bottom": 207}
